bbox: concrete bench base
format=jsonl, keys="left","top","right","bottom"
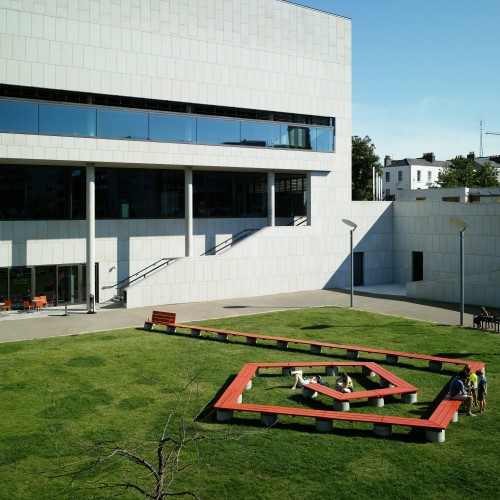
{"left": 374, "top": 423, "right": 392, "bottom": 438}
{"left": 316, "top": 419, "right": 333, "bottom": 433}
{"left": 261, "top": 413, "right": 278, "bottom": 426}
{"left": 401, "top": 392, "right": 418, "bottom": 404}
{"left": 369, "top": 397, "right": 384, "bottom": 407}
{"left": 333, "top": 400, "right": 350, "bottom": 411}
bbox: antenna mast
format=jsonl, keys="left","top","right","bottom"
{"left": 479, "top": 120, "right": 484, "bottom": 157}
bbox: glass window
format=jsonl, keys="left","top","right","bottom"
{"left": 281, "top": 125, "right": 312, "bottom": 149}
{"left": 149, "top": 114, "right": 196, "bottom": 143}
{"left": 398, "top": 171, "right": 403, "bottom": 182}
{"left": 39, "top": 104, "right": 96, "bottom": 137}
{"left": 417, "top": 170, "right": 421, "bottom": 182}
{"left": 313, "top": 127, "right": 334, "bottom": 151}
{"left": 97, "top": 109, "right": 148, "bottom": 140}
{"left": 0, "top": 165, "right": 85, "bottom": 220}
{"left": 0, "top": 100, "right": 38, "bottom": 133}
{"left": 428, "top": 171, "right": 432, "bottom": 181}
{"left": 240, "top": 121, "right": 282, "bottom": 147}
{"left": 196, "top": 117, "right": 240, "bottom": 145}
{"left": 193, "top": 171, "right": 267, "bottom": 217}
{"left": 385, "top": 172, "right": 390, "bottom": 182}
{"left": 275, "top": 174, "right": 307, "bottom": 216}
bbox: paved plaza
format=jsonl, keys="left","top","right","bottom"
{"left": 0, "top": 285, "right": 480, "bottom": 344}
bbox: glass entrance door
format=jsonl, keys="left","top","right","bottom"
{"left": 57, "top": 265, "right": 86, "bottom": 304}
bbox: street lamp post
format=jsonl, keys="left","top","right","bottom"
{"left": 451, "top": 217, "right": 470, "bottom": 327}
{"left": 342, "top": 219, "right": 358, "bottom": 308}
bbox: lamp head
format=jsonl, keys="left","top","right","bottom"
{"left": 342, "top": 219, "right": 357, "bottom": 230}
{"left": 450, "top": 217, "right": 470, "bottom": 231}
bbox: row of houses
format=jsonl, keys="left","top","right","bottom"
{"left": 382, "top": 152, "right": 500, "bottom": 199}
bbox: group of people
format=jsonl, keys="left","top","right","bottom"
{"left": 290, "top": 370, "right": 354, "bottom": 393}
{"left": 450, "top": 365, "right": 487, "bottom": 416}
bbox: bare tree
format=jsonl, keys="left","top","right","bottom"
{"left": 40, "top": 366, "right": 250, "bottom": 499}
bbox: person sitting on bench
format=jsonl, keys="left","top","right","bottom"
{"left": 450, "top": 371, "right": 476, "bottom": 417}
{"left": 335, "top": 372, "right": 354, "bottom": 393}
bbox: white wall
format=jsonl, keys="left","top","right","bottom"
{"left": 394, "top": 202, "right": 500, "bottom": 308}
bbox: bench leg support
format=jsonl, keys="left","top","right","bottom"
{"left": 246, "top": 337, "right": 257, "bottom": 345}
{"left": 166, "top": 325, "right": 176, "bottom": 333}
{"left": 261, "top": 413, "right": 278, "bottom": 427}
{"left": 316, "top": 418, "right": 333, "bottom": 433}
{"left": 302, "top": 387, "right": 318, "bottom": 398}
{"left": 326, "top": 366, "right": 338, "bottom": 377}
{"left": 310, "top": 345, "right": 322, "bottom": 354}
{"left": 362, "top": 365, "right": 376, "bottom": 377}
{"left": 386, "top": 354, "right": 399, "bottom": 364}
{"left": 191, "top": 329, "right": 201, "bottom": 337}
{"left": 369, "top": 397, "right": 384, "bottom": 407}
{"left": 346, "top": 349, "right": 358, "bottom": 360}
{"left": 218, "top": 333, "right": 228, "bottom": 341}
{"left": 373, "top": 423, "right": 392, "bottom": 438}
{"left": 144, "top": 322, "right": 153, "bottom": 331}
{"left": 333, "top": 400, "right": 350, "bottom": 411}
{"left": 216, "top": 409, "right": 233, "bottom": 422}
{"left": 425, "top": 428, "right": 445, "bottom": 443}
{"left": 429, "top": 360, "right": 443, "bottom": 372}
{"left": 277, "top": 341, "right": 288, "bottom": 350}
{"left": 401, "top": 392, "right": 418, "bottom": 404}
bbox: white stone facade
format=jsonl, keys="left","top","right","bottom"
{"left": 1, "top": 0, "right": 498, "bottom": 310}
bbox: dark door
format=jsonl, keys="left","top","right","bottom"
{"left": 412, "top": 252, "right": 423, "bottom": 281}
{"left": 353, "top": 252, "right": 364, "bottom": 286}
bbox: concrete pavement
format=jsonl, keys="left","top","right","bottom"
{"left": 0, "top": 285, "right": 477, "bottom": 343}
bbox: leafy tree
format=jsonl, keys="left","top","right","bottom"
{"left": 437, "top": 156, "right": 499, "bottom": 188}
{"left": 351, "top": 136, "right": 382, "bottom": 200}
{"left": 475, "top": 161, "right": 500, "bottom": 187}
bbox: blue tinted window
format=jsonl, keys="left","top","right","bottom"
{"left": 97, "top": 109, "right": 148, "bottom": 139}
{"left": 39, "top": 104, "right": 96, "bottom": 137}
{"left": 281, "top": 125, "right": 312, "bottom": 149}
{"left": 0, "top": 100, "right": 38, "bottom": 133}
{"left": 240, "top": 121, "right": 282, "bottom": 147}
{"left": 149, "top": 114, "right": 196, "bottom": 143}
{"left": 314, "top": 127, "right": 334, "bottom": 151}
{"left": 197, "top": 118, "right": 240, "bottom": 145}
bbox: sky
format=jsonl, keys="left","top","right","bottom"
{"left": 291, "top": 0, "right": 500, "bottom": 161}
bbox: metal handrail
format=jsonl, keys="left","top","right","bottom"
{"left": 201, "top": 228, "right": 259, "bottom": 256}
{"left": 103, "top": 258, "right": 178, "bottom": 292}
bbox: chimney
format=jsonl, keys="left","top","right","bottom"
{"left": 422, "top": 152, "right": 435, "bottom": 163}
{"left": 384, "top": 155, "right": 392, "bottom": 167}
{"left": 467, "top": 151, "right": 475, "bottom": 162}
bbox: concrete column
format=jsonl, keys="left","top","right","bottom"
{"left": 306, "top": 171, "right": 312, "bottom": 225}
{"left": 267, "top": 171, "right": 275, "bottom": 226}
{"left": 86, "top": 164, "right": 95, "bottom": 312}
{"left": 185, "top": 167, "right": 193, "bottom": 256}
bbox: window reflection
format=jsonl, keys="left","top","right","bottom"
{"left": 275, "top": 173, "right": 307, "bottom": 216}
{"left": 40, "top": 104, "right": 96, "bottom": 136}
{"left": 97, "top": 109, "right": 148, "bottom": 139}
{"left": 150, "top": 114, "right": 196, "bottom": 143}
{"left": 0, "top": 100, "right": 38, "bottom": 133}
{"left": 0, "top": 99, "right": 334, "bottom": 152}
{"left": 240, "top": 121, "right": 282, "bottom": 147}
{"left": 197, "top": 118, "right": 240, "bottom": 145}
{"left": 314, "top": 128, "right": 334, "bottom": 152}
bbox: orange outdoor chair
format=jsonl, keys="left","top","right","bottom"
{"left": 1, "top": 299, "right": 11, "bottom": 314}
{"left": 23, "top": 300, "right": 33, "bottom": 312}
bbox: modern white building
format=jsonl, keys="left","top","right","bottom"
{"left": 1, "top": 0, "right": 499, "bottom": 312}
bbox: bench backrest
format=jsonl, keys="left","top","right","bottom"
{"left": 151, "top": 311, "right": 177, "bottom": 324}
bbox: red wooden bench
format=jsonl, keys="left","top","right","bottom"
{"left": 144, "top": 311, "right": 177, "bottom": 331}
{"left": 161, "top": 317, "right": 475, "bottom": 372}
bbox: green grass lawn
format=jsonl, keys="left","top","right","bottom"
{"left": 0, "top": 307, "right": 498, "bottom": 499}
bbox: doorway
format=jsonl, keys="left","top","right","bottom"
{"left": 353, "top": 252, "right": 364, "bottom": 286}
{"left": 412, "top": 252, "right": 423, "bottom": 281}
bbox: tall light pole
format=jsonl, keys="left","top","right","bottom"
{"left": 342, "top": 219, "right": 357, "bottom": 307}
{"left": 451, "top": 217, "right": 470, "bottom": 327}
